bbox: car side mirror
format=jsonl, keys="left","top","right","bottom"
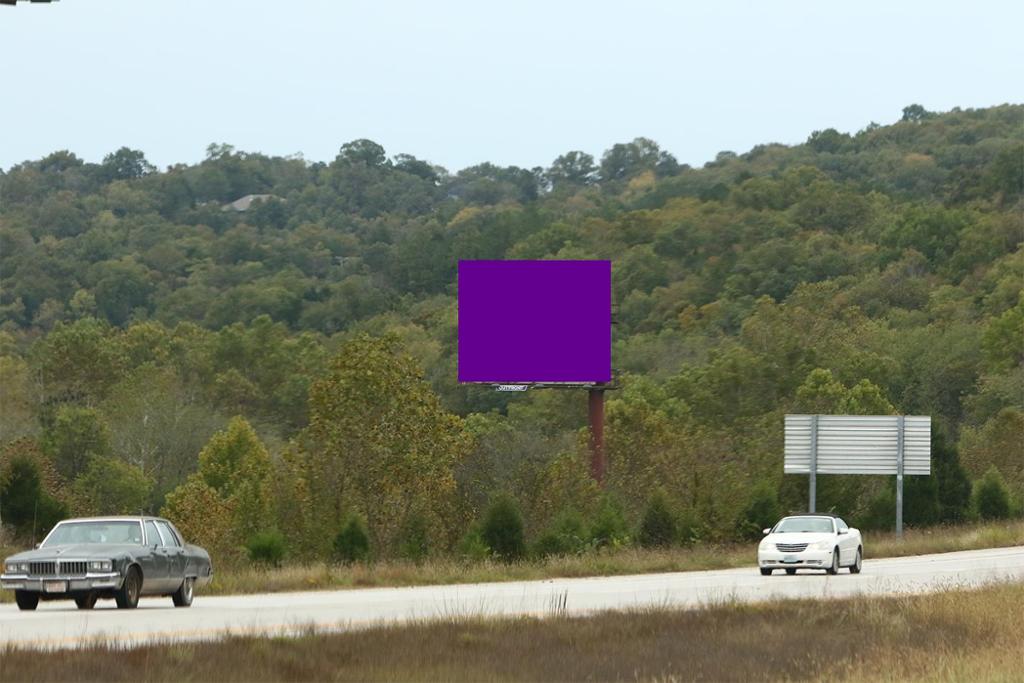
{"left": 34, "top": 543, "right": 40, "bottom": 549}
{"left": 838, "top": 529, "right": 848, "bottom": 535}
{"left": 762, "top": 528, "right": 771, "bottom": 535}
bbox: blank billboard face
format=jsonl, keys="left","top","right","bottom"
{"left": 458, "top": 260, "right": 611, "bottom": 384}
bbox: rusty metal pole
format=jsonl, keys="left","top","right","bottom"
{"left": 588, "top": 388, "right": 605, "bottom": 485}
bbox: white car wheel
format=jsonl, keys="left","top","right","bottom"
{"left": 850, "top": 547, "right": 863, "bottom": 574}
{"left": 826, "top": 548, "right": 839, "bottom": 575}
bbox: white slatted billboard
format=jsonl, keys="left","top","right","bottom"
{"left": 784, "top": 415, "right": 931, "bottom": 475}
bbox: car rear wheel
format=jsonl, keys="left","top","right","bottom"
{"left": 75, "top": 593, "right": 98, "bottom": 610}
{"left": 759, "top": 568, "right": 772, "bottom": 576}
{"left": 826, "top": 548, "right": 840, "bottom": 575}
{"left": 115, "top": 567, "right": 141, "bottom": 609}
{"left": 15, "top": 590, "right": 39, "bottom": 611}
{"left": 172, "top": 577, "right": 194, "bottom": 607}
{"left": 849, "top": 547, "right": 863, "bottom": 574}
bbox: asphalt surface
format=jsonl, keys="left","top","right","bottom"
{"left": 2, "top": 545, "right": 1022, "bottom": 650}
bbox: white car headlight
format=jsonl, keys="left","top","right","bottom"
{"left": 89, "top": 560, "right": 113, "bottom": 572}
{"left": 814, "top": 540, "right": 834, "bottom": 550}
{"left": 4, "top": 561, "right": 29, "bottom": 573}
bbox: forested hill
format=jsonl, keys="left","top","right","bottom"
{"left": 1, "top": 104, "right": 1022, "bottom": 553}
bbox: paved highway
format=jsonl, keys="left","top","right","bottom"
{"left": 2, "top": 545, "right": 1022, "bottom": 650}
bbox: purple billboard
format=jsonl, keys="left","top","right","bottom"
{"left": 458, "top": 260, "right": 611, "bottom": 384}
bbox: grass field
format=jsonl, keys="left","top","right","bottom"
{"left": 2, "top": 519, "right": 1022, "bottom": 603}
{"left": 2, "top": 581, "right": 1022, "bottom": 681}
{"left": 195, "top": 518, "right": 1024, "bottom": 596}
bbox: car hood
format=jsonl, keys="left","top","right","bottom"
{"left": 5, "top": 544, "right": 143, "bottom": 562}
{"left": 764, "top": 532, "right": 836, "bottom": 545}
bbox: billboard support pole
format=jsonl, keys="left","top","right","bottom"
{"left": 896, "top": 415, "right": 905, "bottom": 538}
{"left": 588, "top": 388, "right": 605, "bottom": 485}
{"left": 808, "top": 414, "right": 819, "bottom": 513}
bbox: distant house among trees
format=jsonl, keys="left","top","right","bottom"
{"left": 222, "top": 194, "right": 280, "bottom": 212}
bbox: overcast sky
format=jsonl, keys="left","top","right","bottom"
{"left": 2, "top": 0, "right": 1021, "bottom": 173}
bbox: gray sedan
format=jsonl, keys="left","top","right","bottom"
{"left": 2, "top": 516, "right": 213, "bottom": 610}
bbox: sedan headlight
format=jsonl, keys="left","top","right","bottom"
{"left": 814, "top": 540, "right": 835, "bottom": 550}
{"left": 4, "top": 561, "right": 29, "bottom": 573}
{"left": 89, "top": 560, "right": 113, "bottom": 572}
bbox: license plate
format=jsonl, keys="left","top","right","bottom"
{"left": 43, "top": 580, "right": 67, "bottom": 593}
{"left": 782, "top": 556, "right": 798, "bottom": 563}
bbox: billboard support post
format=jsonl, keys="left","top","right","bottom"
{"left": 588, "top": 388, "right": 605, "bottom": 485}
{"left": 896, "top": 415, "right": 905, "bottom": 538}
{"left": 808, "top": 414, "right": 819, "bottom": 513}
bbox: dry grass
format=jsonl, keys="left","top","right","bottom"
{"left": 204, "top": 518, "right": 1024, "bottom": 597}
{"left": 3, "top": 519, "right": 1022, "bottom": 603}
{"left": 2, "top": 581, "right": 1022, "bottom": 681}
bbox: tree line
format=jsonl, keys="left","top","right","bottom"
{"left": 1, "top": 103, "right": 1021, "bottom": 563}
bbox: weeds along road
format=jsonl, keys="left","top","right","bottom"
{"left": 3, "top": 546, "right": 1023, "bottom": 651}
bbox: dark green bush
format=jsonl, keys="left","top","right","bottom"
{"left": 0, "top": 456, "right": 67, "bottom": 539}
{"left": 638, "top": 490, "right": 676, "bottom": 548}
{"left": 974, "top": 467, "right": 1012, "bottom": 520}
{"left": 397, "top": 511, "right": 431, "bottom": 563}
{"left": 246, "top": 529, "right": 286, "bottom": 566}
{"left": 456, "top": 528, "right": 490, "bottom": 562}
{"left": 481, "top": 494, "right": 526, "bottom": 561}
{"left": 677, "top": 508, "right": 702, "bottom": 547}
{"left": 589, "top": 495, "right": 629, "bottom": 549}
{"left": 858, "top": 487, "right": 896, "bottom": 531}
{"left": 533, "top": 508, "right": 587, "bottom": 558}
{"left": 736, "top": 483, "right": 782, "bottom": 540}
{"left": 333, "top": 514, "right": 370, "bottom": 563}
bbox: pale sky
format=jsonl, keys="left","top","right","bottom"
{"left": 2, "top": 0, "right": 1021, "bottom": 173}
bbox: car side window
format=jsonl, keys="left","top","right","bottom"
{"left": 837, "top": 518, "right": 849, "bottom": 533}
{"left": 156, "top": 521, "right": 181, "bottom": 547}
{"left": 145, "top": 520, "right": 163, "bottom": 546}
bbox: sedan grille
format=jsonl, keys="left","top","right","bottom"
{"left": 775, "top": 543, "right": 809, "bottom": 553}
{"left": 60, "top": 561, "right": 88, "bottom": 577}
{"left": 28, "top": 561, "right": 56, "bottom": 576}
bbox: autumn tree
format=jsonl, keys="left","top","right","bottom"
{"left": 286, "top": 335, "right": 471, "bottom": 556}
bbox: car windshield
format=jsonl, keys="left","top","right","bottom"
{"left": 42, "top": 521, "right": 143, "bottom": 547}
{"left": 774, "top": 517, "right": 834, "bottom": 534}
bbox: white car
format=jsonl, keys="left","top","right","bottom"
{"left": 757, "top": 513, "right": 862, "bottom": 575}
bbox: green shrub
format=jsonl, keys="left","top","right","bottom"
{"left": 736, "top": 483, "right": 782, "bottom": 540}
{"left": 532, "top": 508, "right": 587, "bottom": 558}
{"left": 397, "top": 511, "right": 431, "bottom": 563}
{"left": 589, "top": 495, "right": 629, "bottom": 549}
{"left": 0, "top": 455, "right": 67, "bottom": 539}
{"left": 638, "top": 490, "right": 677, "bottom": 548}
{"left": 677, "top": 508, "right": 702, "bottom": 547}
{"left": 333, "top": 514, "right": 370, "bottom": 563}
{"left": 246, "top": 529, "right": 286, "bottom": 566}
{"left": 858, "top": 487, "right": 896, "bottom": 531}
{"left": 481, "top": 494, "right": 526, "bottom": 561}
{"left": 974, "top": 467, "right": 1012, "bottom": 520}
{"left": 457, "top": 528, "right": 490, "bottom": 562}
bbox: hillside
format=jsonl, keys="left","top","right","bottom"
{"left": 0, "top": 103, "right": 1021, "bottom": 557}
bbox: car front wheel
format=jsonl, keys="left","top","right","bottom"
{"left": 115, "top": 567, "right": 141, "bottom": 609}
{"left": 172, "top": 577, "right": 194, "bottom": 607}
{"left": 75, "top": 593, "right": 98, "bottom": 610}
{"left": 759, "top": 568, "right": 772, "bottom": 576}
{"left": 850, "top": 547, "right": 863, "bottom": 574}
{"left": 15, "top": 590, "right": 39, "bottom": 611}
{"left": 826, "top": 548, "right": 840, "bottom": 575}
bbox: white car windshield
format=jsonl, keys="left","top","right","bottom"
{"left": 774, "top": 517, "right": 834, "bottom": 533}
{"left": 42, "top": 521, "right": 143, "bottom": 546}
